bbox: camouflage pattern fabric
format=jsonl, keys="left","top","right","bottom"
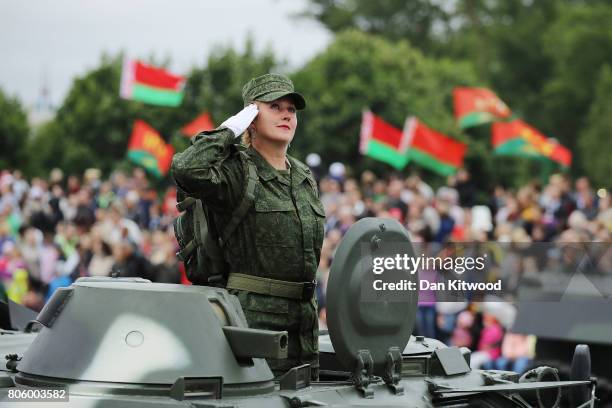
{"left": 229, "top": 289, "right": 319, "bottom": 378}
{"left": 242, "top": 73, "right": 306, "bottom": 110}
{"left": 171, "top": 128, "right": 324, "bottom": 379}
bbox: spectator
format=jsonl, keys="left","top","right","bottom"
{"left": 416, "top": 264, "right": 437, "bottom": 339}
{"left": 89, "top": 235, "right": 114, "bottom": 277}
{"left": 451, "top": 310, "right": 475, "bottom": 349}
{"left": 492, "top": 332, "right": 535, "bottom": 374}
{"left": 454, "top": 168, "right": 477, "bottom": 207}
{"left": 471, "top": 310, "right": 504, "bottom": 369}
{"left": 110, "top": 239, "right": 154, "bottom": 280}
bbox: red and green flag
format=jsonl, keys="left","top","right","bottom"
{"left": 359, "top": 110, "right": 411, "bottom": 169}
{"left": 181, "top": 112, "right": 215, "bottom": 137}
{"left": 492, "top": 120, "right": 572, "bottom": 167}
{"left": 404, "top": 117, "right": 467, "bottom": 176}
{"left": 453, "top": 87, "right": 511, "bottom": 129}
{"left": 127, "top": 120, "right": 175, "bottom": 178}
{"left": 120, "top": 58, "right": 186, "bottom": 107}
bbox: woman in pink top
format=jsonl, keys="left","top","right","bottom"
{"left": 470, "top": 312, "right": 504, "bottom": 368}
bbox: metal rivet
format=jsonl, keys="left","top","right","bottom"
{"left": 125, "top": 331, "right": 144, "bottom": 347}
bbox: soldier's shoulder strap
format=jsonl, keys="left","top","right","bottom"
{"left": 217, "top": 150, "right": 258, "bottom": 248}
{"left": 288, "top": 155, "right": 313, "bottom": 176}
{"left": 288, "top": 154, "right": 319, "bottom": 195}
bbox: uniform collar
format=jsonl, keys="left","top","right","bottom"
{"left": 247, "top": 147, "right": 311, "bottom": 185}
{"left": 247, "top": 147, "right": 284, "bottom": 182}
{"left": 287, "top": 155, "right": 310, "bottom": 185}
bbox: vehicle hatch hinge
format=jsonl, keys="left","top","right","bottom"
{"left": 383, "top": 346, "right": 404, "bottom": 395}
{"left": 352, "top": 349, "right": 374, "bottom": 398}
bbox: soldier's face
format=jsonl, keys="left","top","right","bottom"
{"left": 251, "top": 97, "right": 297, "bottom": 144}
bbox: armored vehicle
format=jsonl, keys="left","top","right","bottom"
{"left": 0, "top": 218, "right": 598, "bottom": 407}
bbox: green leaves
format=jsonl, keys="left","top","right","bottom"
{"left": 579, "top": 65, "right": 612, "bottom": 188}
{"left": 299, "top": 0, "right": 612, "bottom": 184}
{"left": 6, "top": 1, "right": 612, "bottom": 188}
{"left": 0, "top": 89, "right": 29, "bottom": 171}
{"left": 292, "top": 30, "right": 477, "bottom": 176}
{"left": 301, "top": 0, "right": 447, "bottom": 48}
{"left": 31, "top": 45, "right": 279, "bottom": 179}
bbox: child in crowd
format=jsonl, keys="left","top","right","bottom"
{"left": 470, "top": 310, "right": 504, "bottom": 369}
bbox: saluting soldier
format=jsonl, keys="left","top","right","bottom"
{"left": 171, "top": 74, "right": 325, "bottom": 379}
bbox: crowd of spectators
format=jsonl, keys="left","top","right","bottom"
{"left": 0, "top": 163, "right": 610, "bottom": 373}
{"left": 313, "top": 164, "right": 610, "bottom": 372}
{"left": 0, "top": 167, "right": 183, "bottom": 311}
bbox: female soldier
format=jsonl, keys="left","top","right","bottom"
{"left": 171, "top": 73, "right": 325, "bottom": 380}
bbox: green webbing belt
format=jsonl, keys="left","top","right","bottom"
{"left": 227, "top": 273, "right": 312, "bottom": 300}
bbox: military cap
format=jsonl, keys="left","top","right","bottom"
{"left": 242, "top": 73, "right": 306, "bottom": 110}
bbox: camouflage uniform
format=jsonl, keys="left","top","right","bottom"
{"left": 171, "top": 74, "right": 324, "bottom": 379}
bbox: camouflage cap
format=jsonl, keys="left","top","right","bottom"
{"left": 242, "top": 73, "right": 306, "bottom": 110}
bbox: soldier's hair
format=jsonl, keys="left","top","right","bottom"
{"left": 241, "top": 128, "right": 254, "bottom": 147}
{"left": 241, "top": 100, "right": 257, "bottom": 147}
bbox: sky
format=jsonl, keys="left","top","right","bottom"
{"left": 0, "top": 0, "right": 332, "bottom": 109}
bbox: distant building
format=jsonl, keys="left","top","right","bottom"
{"left": 27, "top": 84, "right": 55, "bottom": 127}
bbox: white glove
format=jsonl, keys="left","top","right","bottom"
{"left": 220, "top": 104, "right": 259, "bottom": 137}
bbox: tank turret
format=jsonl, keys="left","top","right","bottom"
{"left": 16, "top": 277, "right": 287, "bottom": 397}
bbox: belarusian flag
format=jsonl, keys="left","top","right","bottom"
{"left": 127, "top": 120, "right": 175, "bottom": 178}
{"left": 359, "top": 110, "right": 411, "bottom": 169}
{"left": 120, "top": 58, "right": 186, "bottom": 107}
{"left": 492, "top": 120, "right": 572, "bottom": 167}
{"left": 181, "top": 112, "right": 215, "bottom": 137}
{"left": 404, "top": 117, "right": 467, "bottom": 176}
{"left": 453, "top": 87, "right": 511, "bottom": 128}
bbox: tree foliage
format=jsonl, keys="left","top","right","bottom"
{"left": 170, "top": 39, "right": 278, "bottom": 151}
{"left": 300, "top": 0, "right": 612, "bottom": 183}
{"left": 538, "top": 3, "right": 612, "bottom": 172}
{"left": 579, "top": 65, "right": 612, "bottom": 188}
{"left": 0, "top": 89, "right": 29, "bottom": 170}
{"left": 291, "top": 30, "right": 477, "bottom": 177}
{"left": 300, "top": 0, "right": 448, "bottom": 49}
{"left": 7, "top": 1, "right": 612, "bottom": 187}
{"left": 31, "top": 54, "right": 138, "bottom": 176}
{"left": 32, "top": 43, "right": 279, "bottom": 179}
{"left": 168, "top": 40, "right": 279, "bottom": 155}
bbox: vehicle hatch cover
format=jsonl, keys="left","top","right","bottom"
{"left": 326, "top": 217, "right": 418, "bottom": 375}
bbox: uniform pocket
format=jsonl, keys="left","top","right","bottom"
{"left": 309, "top": 200, "right": 326, "bottom": 217}
{"left": 254, "top": 200, "right": 298, "bottom": 247}
{"left": 242, "top": 292, "right": 298, "bottom": 332}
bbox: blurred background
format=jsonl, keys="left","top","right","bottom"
{"left": 1, "top": 0, "right": 611, "bottom": 393}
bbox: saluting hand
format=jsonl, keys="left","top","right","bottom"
{"left": 220, "top": 104, "right": 259, "bottom": 137}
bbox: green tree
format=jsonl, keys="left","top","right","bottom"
{"left": 31, "top": 52, "right": 192, "bottom": 177}
{"left": 300, "top": 0, "right": 449, "bottom": 50}
{"left": 578, "top": 65, "right": 612, "bottom": 188}
{"left": 300, "top": 0, "right": 612, "bottom": 180}
{"left": 539, "top": 3, "right": 612, "bottom": 173}
{"left": 173, "top": 39, "right": 278, "bottom": 150}
{"left": 33, "top": 42, "right": 279, "bottom": 178}
{"left": 291, "top": 30, "right": 478, "bottom": 177}
{"left": 0, "top": 89, "right": 29, "bottom": 170}
{"left": 32, "top": 53, "right": 138, "bottom": 176}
